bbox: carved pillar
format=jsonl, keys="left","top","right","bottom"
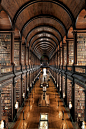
{"left": 73, "top": 32, "right": 77, "bottom": 64}
{"left": 0, "top": 90, "right": 1, "bottom": 121}
{"left": 11, "top": 32, "right": 14, "bottom": 65}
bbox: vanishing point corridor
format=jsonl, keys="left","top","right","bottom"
{"left": 12, "top": 73, "right": 74, "bottom": 129}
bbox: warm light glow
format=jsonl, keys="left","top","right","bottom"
{"left": 40, "top": 121, "right": 48, "bottom": 129}
{"left": 15, "top": 101, "right": 19, "bottom": 109}
{"left": 43, "top": 68, "right": 46, "bottom": 75}
{"left": 59, "top": 111, "right": 62, "bottom": 119}
{"left": 30, "top": 83, "right": 32, "bottom": 87}
{"left": 27, "top": 87, "right": 29, "bottom": 91}
{"left": 5, "top": 106, "right": 8, "bottom": 110}
{"left": 0, "top": 120, "right": 4, "bottom": 129}
{"left": 23, "top": 93, "right": 25, "bottom": 98}
{"left": 43, "top": 87, "right": 46, "bottom": 92}
{"left": 27, "top": 113, "right": 30, "bottom": 118}
{"left": 63, "top": 93, "right": 65, "bottom": 98}
{"left": 41, "top": 114, "right": 48, "bottom": 120}
{"left": 81, "top": 121, "right": 86, "bottom": 129}
{"left": 69, "top": 102, "right": 72, "bottom": 109}
{"left": 30, "top": 105, "right": 32, "bottom": 110}
{"left": 72, "top": 60, "right": 73, "bottom": 63}
{"left": 60, "top": 87, "right": 61, "bottom": 91}
{"left": 46, "top": 85, "right": 48, "bottom": 87}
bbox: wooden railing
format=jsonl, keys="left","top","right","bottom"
{"left": 49, "top": 65, "right": 86, "bottom": 75}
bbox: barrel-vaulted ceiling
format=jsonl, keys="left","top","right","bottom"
{"left": 1, "top": 0, "right": 85, "bottom": 59}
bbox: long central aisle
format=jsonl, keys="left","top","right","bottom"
{"left": 12, "top": 74, "right": 74, "bottom": 129}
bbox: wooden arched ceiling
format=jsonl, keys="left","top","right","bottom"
{"left": 31, "top": 37, "right": 56, "bottom": 57}
{"left": 68, "top": 26, "right": 73, "bottom": 38}
{"left": 27, "top": 26, "right": 62, "bottom": 42}
{"left": 21, "top": 15, "right": 66, "bottom": 34}
{"left": 34, "top": 43, "right": 55, "bottom": 55}
{"left": 29, "top": 32, "right": 59, "bottom": 49}
{"left": 31, "top": 37, "right": 56, "bottom": 49}
{"left": 23, "top": 17, "right": 66, "bottom": 39}
{"left": 76, "top": 9, "right": 86, "bottom": 29}
{"left": 0, "top": 10, "right": 12, "bottom": 30}
{"left": 34, "top": 45, "right": 55, "bottom": 58}
{"left": 1, "top": 0, "right": 85, "bottom": 59}
{"left": 33, "top": 42, "right": 55, "bottom": 53}
{"left": 1, "top": 0, "right": 84, "bottom": 21}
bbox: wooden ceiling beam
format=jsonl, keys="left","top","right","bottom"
{"left": 29, "top": 31, "right": 59, "bottom": 48}
{"left": 21, "top": 15, "right": 67, "bottom": 36}
{"left": 32, "top": 41, "right": 55, "bottom": 49}
{"left": 33, "top": 42, "right": 55, "bottom": 51}
{"left": 34, "top": 45, "right": 54, "bottom": 53}
{"left": 13, "top": 0, "right": 74, "bottom": 28}
{"left": 26, "top": 25, "right": 63, "bottom": 43}
{"left": 31, "top": 37, "right": 57, "bottom": 50}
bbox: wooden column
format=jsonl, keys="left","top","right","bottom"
{"left": 62, "top": 44, "right": 64, "bottom": 67}
{"left": 67, "top": 41, "right": 69, "bottom": 65}
{"left": 84, "top": 90, "right": 86, "bottom": 122}
{"left": 28, "top": 47, "right": 30, "bottom": 90}
{"left": 11, "top": 32, "right": 14, "bottom": 65}
{"left": 73, "top": 31, "right": 77, "bottom": 64}
{"left": 71, "top": 80, "right": 75, "bottom": 122}
{"left": 0, "top": 90, "right": 1, "bottom": 121}
{"left": 61, "top": 74, "right": 63, "bottom": 98}
{"left": 59, "top": 49, "right": 60, "bottom": 68}
{"left": 19, "top": 41, "right": 23, "bottom": 105}
{"left": 25, "top": 46, "right": 26, "bottom": 65}
{"left": 12, "top": 82, "right": 16, "bottom": 121}
{"left": 28, "top": 47, "right": 29, "bottom": 66}
{"left": 19, "top": 41, "right": 22, "bottom": 65}
{"left": 64, "top": 74, "right": 67, "bottom": 106}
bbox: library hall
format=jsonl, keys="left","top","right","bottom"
{"left": 0, "top": 0, "right": 86, "bottom": 129}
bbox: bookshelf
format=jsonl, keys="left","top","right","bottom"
{"left": 0, "top": 34, "right": 11, "bottom": 66}
{"left": 77, "top": 33, "right": 86, "bottom": 65}
{"left": 21, "top": 45, "right": 25, "bottom": 66}
{"left": 75, "top": 83, "right": 85, "bottom": 122}
{"left": 67, "top": 79, "right": 72, "bottom": 106}
{"left": 1, "top": 83, "right": 12, "bottom": 122}
{"left": 69, "top": 41, "right": 74, "bottom": 65}
{"left": 14, "top": 42, "right": 20, "bottom": 66}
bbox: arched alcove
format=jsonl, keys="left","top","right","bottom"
{"left": 0, "top": 10, "right": 12, "bottom": 30}
{"left": 76, "top": 9, "right": 86, "bottom": 29}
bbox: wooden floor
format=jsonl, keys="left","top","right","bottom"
{"left": 11, "top": 74, "right": 74, "bottom": 129}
